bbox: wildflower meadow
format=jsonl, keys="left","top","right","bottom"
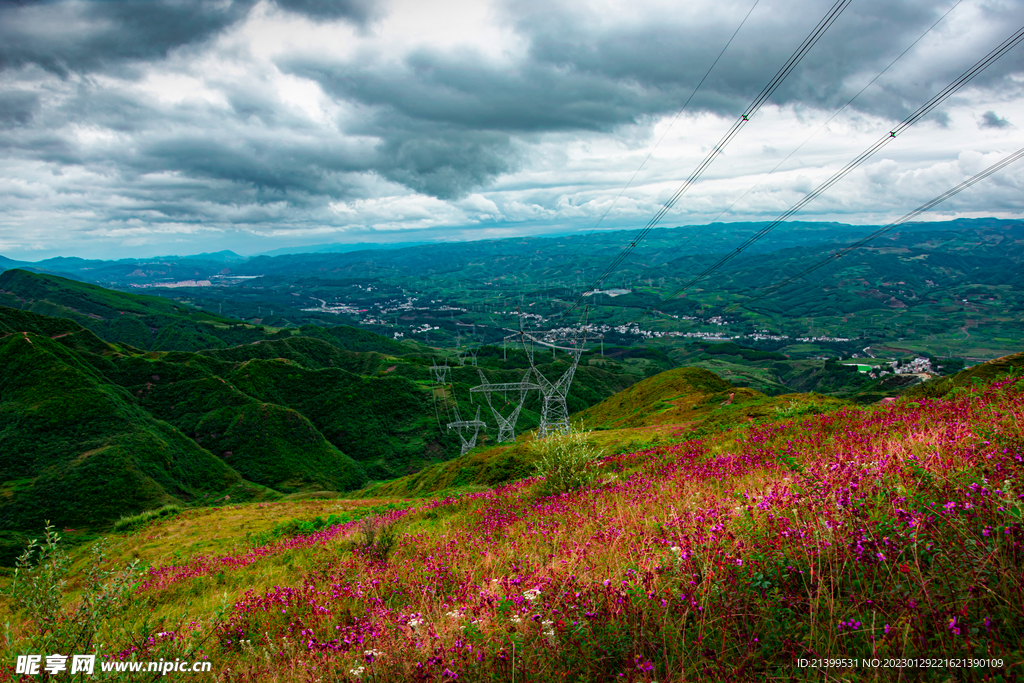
{"left": 4, "top": 375, "right": 1023, "bottom": 681}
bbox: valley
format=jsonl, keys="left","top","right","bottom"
{"left": 1, "top": 226, "right": 1021, "bottom": 680}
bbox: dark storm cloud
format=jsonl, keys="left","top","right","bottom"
{"left": 375, "top": 125, "right": 518, "bottom": 199}
{"left": 506, "top": 0, "right": 1024, "bottom": 119}
{"left": 274, "top": 0, "right": 383, "bottom": 23}
{"left": 0, "top": 89, "right": 39, "bottom": 126}
{"left": 135, "top": 133, "right": 375, "bottom": 199}
{"left": 0, "top": 0, "right": 381, "bottom": 75}
{"left": 282, "top": 0, "right": 1024, "bottom": 198}
{"left": 292, "top": 49, "right": 679, "bottom": 134}
{"left": 286, "top": 46, "right": 686, "bottom": 197}
{"left": 0, "top": 0, "right": 257, "bottom": 75}
{"left": 980, "top": 110, "right": 1011, "bottom": 129}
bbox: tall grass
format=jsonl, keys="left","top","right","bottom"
{"left": 5, "top": 376, "right": 1023, "bottom": 681}
{"left": 353, "top": 515, "right": 400, "bottom": 564}
{"left": 112, "top": 504, "right": 182, "bottom": 532}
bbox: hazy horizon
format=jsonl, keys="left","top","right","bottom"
{"left": 0, "top": 215, "right": 1019, "bottom": 263}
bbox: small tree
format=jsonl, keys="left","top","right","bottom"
{"left": 7, "top": 522, "right": 140, "bottom": 653}
{"left": 532, "top": 427, "right": 603, "bottom": 496}
{"left": 8, "top": 522, "right": 68, "bottom": 637}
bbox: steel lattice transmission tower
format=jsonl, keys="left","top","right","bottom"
{"left": 429, "top": 359, "right": 451, "bottom": 385}
{"left": 470, "top": 369, "right": 539, "bottom": 443}
{"left": 446, "top": 406, "right": 487, "bottom": 456}
{"left": 428, "top": 358, "right": 454, "bottom": 419}
{"left": 506, "top": 314, "right": 602, "bottom": 438}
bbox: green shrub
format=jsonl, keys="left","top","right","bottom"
{"left": 112, "top": 504, "right": 182, "bottom": 532}
{"left": 773, "top": 399, "right": 828, "bottom": 419}
{"left": 7, "top": 523, "right": 68, "bottom": 635}
{"left": 249, "top": 504, "right": 405, "bottom": 547}
{"left": 532, "top": 427, "right": 604, "bottom": 496}
{"left": 354, "top": 515, "right": 399, "bottom": 564}
{"left": 6, "top": 522, "right": 139, "bottom": 653}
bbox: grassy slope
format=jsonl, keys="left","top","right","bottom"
{"left": 5, "top": 366, "right": 1021, "bottom": 681}
{"left": 357, "top": 367, "right": 852, "bottom": 499}
{"left": 0, "top": 309, "right": 389, "bottom": 539}
{"left": 226, "top": 360, "right": 441, "bottom": 480}
{"left": 0, "top": 268, "right": 268, "bottom": 352}
{"left": 0, "top": 303, "right": 650, "bottom": 539}
{"left": 0, "top": 310, "right": 370, "bottom": 498}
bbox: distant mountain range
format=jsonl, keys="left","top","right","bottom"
{"left": 5, "top": 218, "right": 1021, "bottom": 288}
{"left": 255, "top": 241, "right": 429, "bottom": 257}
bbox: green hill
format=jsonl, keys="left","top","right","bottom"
{"left": 0, "top": 269, "right": 412, "bottom": 355}
{"left": 357, "top": 365, "right": 856, "bottom": 500}
{"left": 0, "top": 301, "right": 650, "bottom": 546}
{"left": 0, "top": 268, "right": 258, "bottom": 351}
{"left": 577, "top": 366, "right": 743, "bottom": 429}
{"left": 192, "top": 402, "right": 365, "bottom": 492}
{"left": 0, "top": 331, "right": 245, "bottom": 536}
{"left": 0, "top": 307, "right": 378, "bottom": 539}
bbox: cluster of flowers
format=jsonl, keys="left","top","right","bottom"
{"left": 139, "top": 508, "right": 411, "bottom": 592}
{"left": 144, "top": 376, "right": 1024, "bottom": 680}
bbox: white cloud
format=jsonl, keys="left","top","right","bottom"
{"left": 0, "top": 0, "right": 1022, "bottom": 259}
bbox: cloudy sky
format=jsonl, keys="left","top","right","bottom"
{"left": 1, "top": 0, "right": 1023, "bottom": 260}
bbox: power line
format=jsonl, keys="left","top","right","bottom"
{"left": 727, "top": 146, "right": 1024, "bottom": 312}
{"left": 566, "top": 0, "right": 762, "bottom": 261}
{"left": 558, "top": 0, "right": 854, "bottom": 320}
{"left": 633, "top": 0, "right": 966, "bottom": 280}
{"left": 657, "top": 22, "right": 1024, "bottom": 305}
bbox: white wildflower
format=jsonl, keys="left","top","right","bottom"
{"left": 522, "top": 588, "right": 541, "bottom": 601}
{"left": 349, "top": 666, "right": 365, "bottom": 678}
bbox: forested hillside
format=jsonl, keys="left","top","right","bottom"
{"left": 0, "top": 297, "right": 640, "bottom": 559}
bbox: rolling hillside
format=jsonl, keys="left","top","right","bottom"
{"left": 0, "top": 269, "right": 413, "bottom": 355}
{"left": 0, "top": 300, "right": 646, "bottom": 553}
{"left": 356, "top": 365, "right": 852, "bottom": 499}
{"left": 0, "top": 329, "right": 250, "bottom": 534}
{"left": 5, "top": 356, "right": 1021, "bottom": 680}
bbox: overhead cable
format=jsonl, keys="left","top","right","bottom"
{"left": 727, "top": 146, "right": 1024, "bottom": 311}
{"left": 558, "top": 0, "right": 854, "bottom": 319}
{"left": 566, "top": 0, "right": 762, "bottom": 261}
{"left": 633, "top": 0, "right": 965, "bottom": 280}
{"left": 658, "top": 22, "right": 1024, "bottom": 305}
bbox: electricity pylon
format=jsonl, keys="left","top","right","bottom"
{"left": 505, "top": 312, "right": 602, "bottom": 438}
{"left": 456, "top": 346, "right": 479, "bottom": 367}
{"left": 446, "top": 405, "right": 487, "bottom": 456}
{"left": 429, "top": 358, "right": 454, "bottom": 429}
{"left": 470, "top": 369, "right": 539, "bottom": 443}
{"left": 429, "top": 359, "right": 451, "bottom": 385}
